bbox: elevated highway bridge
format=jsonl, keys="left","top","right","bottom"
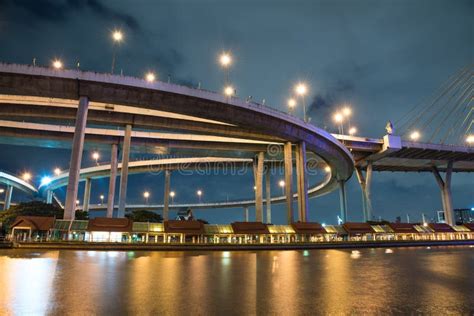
{"left": 0, "top": 63, "right": 472, "bottom": 225}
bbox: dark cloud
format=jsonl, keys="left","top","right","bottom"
{"left": 5, "top": 0, "right": 140, "bottom": 30}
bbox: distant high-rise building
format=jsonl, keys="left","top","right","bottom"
{"left": 454, "top": 208, "right": 474, "bottom": 224}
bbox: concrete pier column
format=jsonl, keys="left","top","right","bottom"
{"left": 46, "top": 190, "right": 53, "bottom": 204}
{"left": 265, "top": 166, "right": 271, "bottom": 224}
{"left": 106, "top": 144, "right": 118, "bottom": 218}
{"left": 64, "top": 96, "right": 89, "bottom": 220}
{"left": 83, "top": 178, "right": 92, "bottom": 213}
{"left": 3, "top": 185, "right": 12, "bottom": 210}
{"left": 284, "top": 142, "right": 294, "bottom": 224}
{"left": 163, "top": 170, "right": 171, "bottom": 221}
{"left": 244, "top": 206, "right": 249, "bottom": 222}
{"left": 433, "top": 161, "right": 454, "bottom": 225}
{"left": 295, "top": 142, "right": 309, "bottom": 222}
{"left": 117, "top": 124, "right": 132, "bottom": 218}
{"left": 338, "top": 180, "right": 348, "bottom": 223}
{"left": 253, "top": 152, "right": 264, "bottom": 222}
{"left": 355, "top": 162, "right": 373, "bottom": 222}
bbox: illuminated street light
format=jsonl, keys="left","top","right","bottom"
{"left": 76, "top": 200, "right": 80, "bottom": 205}
{"left": 170, "top": 191, "right": 175, "bottom": 204}
{"left": 41, "top": 176, "right": 52, "bottom": 186}
{"left": 348, "top": 127, "right": 357, "bottom": 135}
{"left": 111, "top": 29, "right": 124, "bottom": 74}
{"left": 22, "top": 172, "right": 32, "bottom": 181}
{"left": 410, "top": 131, "right": 420, "bottom": 141}
{"left": 143, "top": 191, "right": 150, "bottom": 204}
{"left": 224, "top": 85, "right": 235, "bottom": 96}
{"left": 52, "top": 59, "right": 63, "bottom": 69}
{"left": 54, "top": 168, "right": 61, "bottom": 176}
{"left": 278, "top": 180, "right": 285, "bottom": 195}
{"left": 0, "top": 188, "right": 4, "bottom": 194}
{"left": 219, "top": 53, "right": 232, "bottom": 68}
{"left": 287, "top": 98, "right": 296, "bottom": 114}
{"left": 92, "top": 151, "right": 100, "bottom": 164}
{"left": 145, "top": 72, "right": 156, "bottom": 82}
{"left": 112, "top": 30, "right": 123, "bottom": 42}
{"left": 100, "top": 194, "right": 105, "bottom": 205}
{"left": 295, "top": 83, "right": 307, "bottom": 96}
{"left": 466, "top": 134, "right": 474, "bottom": 144}
{"left": 324, "top": 166, "right": 331, "bottom": 173}
{"left": 342, "top": 107, "right": 352, "bottom": 117}
{"left": 197, "top": 189, "right": 203, "bottom": 202}
{"left": 253, "top": 186, "right": 257, "bottom": 191}
{"left": 294, "top": 83, "right": 308, "bottom": 122}
{"left": 333, "top": 112, "right": 344, "bottom": 123}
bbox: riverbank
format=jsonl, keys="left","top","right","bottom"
{"left": 9, "top": 239, "right": 474, "bottom": 251}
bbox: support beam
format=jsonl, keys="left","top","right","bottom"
{"left": 82, "top": 178, "right": 91, "bottom": 213}
{"left": 432, "top": 161, "right": 454, "bottom": 225}
{"left": 265, "top": 166, "right": 271, "bottom": 224}
{"left": 244, "top": 206, "right": 249, "bottom": 222}
{"left": 3, "top": 185, "right": 12, "bottom": 210}
{"left": 163, "top": 170, "right": 171, "bottom": 221}
{"left": 46, "top": 190, "right": 53, "bottom": 204}
{"left": 254, "top": 152, "right": 264, "bottom": 222}
{"left": 338, "top": 180, "right": 348, "bottom": 223}
{"left": 106, "top": 143, "right": 118, "bottom": 218}
{"left": 64, "top": 96, "right": 89, "bottom": 220}
{"left": 117, "top": 124, "right": 132, "bottom": 217}
{"left": 284, "top": 142, "right": 294, "bottom": 224}
{"left": 295, "top": 142, "right": 309, "bottom": 222}
{"left": 355, "top": 162, "right": 373, "bottom": 222}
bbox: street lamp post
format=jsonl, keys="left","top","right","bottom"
{"left": 92, "top": 151, "right": 100, "bottom": 165}
{"left": 287, "top": 98, "right": 296, "bottom": 115}
{"left": 111, "top": 30, "right": 123, "bottom": 74}
{"left": 294, "top": 83, "right": 308, "bottom": 123}
{"left": 170, "top": 191, "right": 175, "bottom": 204}
{"left": 219, "top": 52, "right": 232, "bottom": 84}
{"left": 278, "top": 180, "right": 285, "bottom": 195}
{"left": 197, "top": 190, "right": 202, "bottom": 203}
{"left": 100, "top": 194, "right": 104, "bottom": 205}
{"left": 143, "top": 191, "right": 150, "bottom": 204}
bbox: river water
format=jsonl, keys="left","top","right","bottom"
{"left": 0, "top": 246, "right": 473, "bottom": 315}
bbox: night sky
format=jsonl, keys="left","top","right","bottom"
{"left": 0, "top": 0, "right": 472, "bottom": 224}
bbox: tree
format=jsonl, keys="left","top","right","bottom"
{"left": 0, "top": 201, "right": 63, "bottom": 233}
{"left": 125, "top": 210, "right": 163, "bottom": 223}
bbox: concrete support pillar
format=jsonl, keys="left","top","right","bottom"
{"left": 107, "top": 144, "right": 118, "bottom": 218}
{"left": 284, "top": 142, "right": 294, "bottom": 224}
{"left": 355, "top": 162, "right": 373, "bottom": 222}
{"left": 83, "top": 178, "right": 91, "bottom": 213}
{"left": 64, "top": 96, "right": 89, "bottom": 220}
{"left": 46, "top": 190, "right": 53, "bottom": 204}
{"left": 338, "top": 180, "right": 348, "bottom": 223}
{"left": 433, "top": 161, "right": 454, "bottom": 225}
{"left": 295, "top": 142, "right": 309, "bottom": 222}
{"left": 253, "top": 152, "right": 264, "bottom": 222}
{"left": 244, "top": 206, "right": 249, "bottom": 222}
{"left": 4, "top": 185, "right": 13, "bottom": 210}
{"left": 163, "top": 170, "right": 171, "bottom": 221}
{"left": 117, "top": 124, "right": 132, "bottom": 218}
{"left": 265, "top": 166, "right": 271, "bottom": 224}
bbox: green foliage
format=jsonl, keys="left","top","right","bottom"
{"left": 75, "top": 210, "right": 89, "bottom": 220}
{"left": 0, "top": 201, "right": 63, "bottom": 232}
{"left": 125, "top": 210, "right": 163, "bottom": 223}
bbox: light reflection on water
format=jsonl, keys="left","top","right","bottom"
{"left": 0, "top": 247, "right": 473, "bottom": 314}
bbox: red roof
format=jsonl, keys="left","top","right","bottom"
{"left": 462, "top": 223, "right": 474, "bottom": 231}
{"left": 428, "top": 223, "right": 455, "bottom": 233}
{"left": 164, "top": 220, "right": 204, "bottom": 235}
{"left": 231, "top": 222, "right": 269, "bottom": 234}
{"left": 342, "top": 222, "right": 374, "bottom": 235}
{"left": 87, "top": 217, "right": 133, "bottom": 232}
{"left": 387, "top": 223, "right": 417, "bottom": 233}
{"left": 11, "top": 216, "right": 55, "bottom": 231}
{"left": 291, "top": 222, "right": 326, "bottom": 234}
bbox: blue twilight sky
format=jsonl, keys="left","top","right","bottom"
{"left": 0, "top": 0, "right": 472, "bottom": 224}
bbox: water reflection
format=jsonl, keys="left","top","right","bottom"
{"left": 0, "top": 247, "right": 472, "bottom": 314}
